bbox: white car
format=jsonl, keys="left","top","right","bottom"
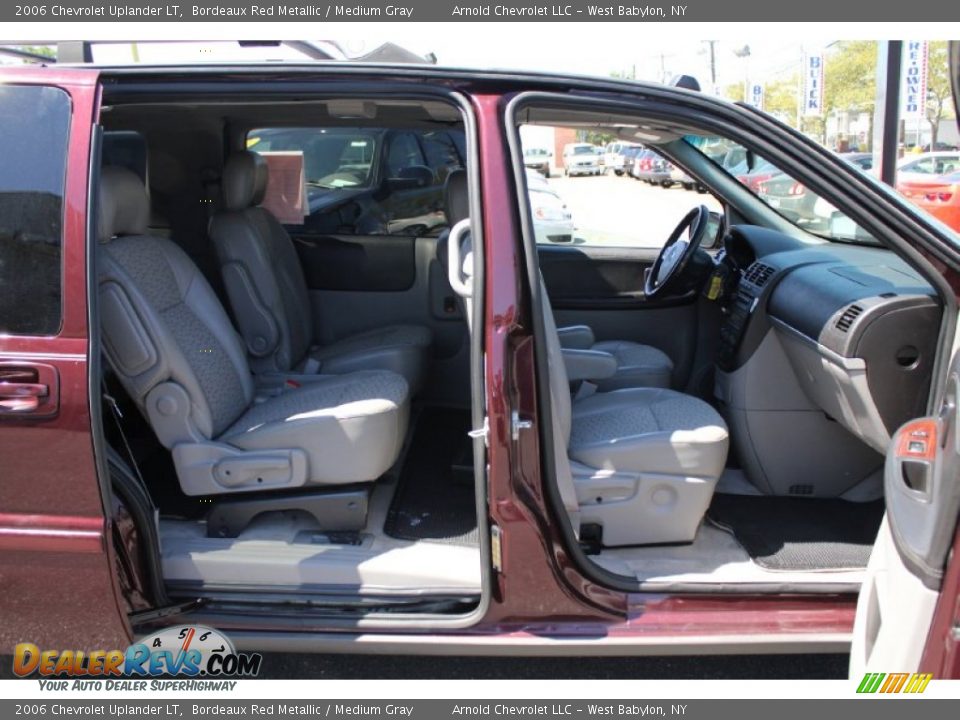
{"left": 523, "top": 146, "right": 553, "bottom": 176}
{"left": 562, "top": 143, "right": 601, "bottom": 176}
{"left": 897, "top": 151, "right": 960, "bottom": 183}
{"left": 526, "top": 173, "right": 574, "bottom": 243}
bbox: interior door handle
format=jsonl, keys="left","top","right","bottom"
{"left": 0, "top": 381, "right": 49, "bottom": 413}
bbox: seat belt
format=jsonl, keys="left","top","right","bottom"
{"left": 101, "top": 374, "right": 146, "bottom": 487}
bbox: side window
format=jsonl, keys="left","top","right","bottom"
{"left": 386, "top": 133, "right": 426, "bottom": 176}
{"left": 0, "top": 85, "right": 70, "bottom": 336}
{"left": 520, "top": 125, "right": 723, "bottom": 248}
{"left": 420, "top": 131, "right": 463, "bottom": 184}
{"left": 248, "top": 127, "right": 464, "bottom": 238}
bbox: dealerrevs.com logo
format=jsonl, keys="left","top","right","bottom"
{"left": 13, "top": 625, "right": 262, "bottom": 687}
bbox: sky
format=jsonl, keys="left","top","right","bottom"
{"left": 79, "top": 31, "right": 810, "bottom": 92}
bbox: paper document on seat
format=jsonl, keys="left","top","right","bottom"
{"left": 259, "top": 151, "right": 307, "bottom": 225}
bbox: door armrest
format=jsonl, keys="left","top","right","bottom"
{"left": 557, "top": 325, "right": 596, "bottom": 350}
{"left": 563, "top": 348, "right": 617, "bottom": 382}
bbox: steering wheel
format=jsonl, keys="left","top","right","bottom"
{"left": 645, "top": 205, "right": 711, "bottom": 298}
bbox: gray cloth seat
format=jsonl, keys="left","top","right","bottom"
{"left": 542, "top": 277, "right": 728, "bottom": 547}
{"left": 209, "top": 151, "right": 431, "bottom": 393}
{"left": 97, "top": 166, "right": 410, "bottom": 497}
{"left": 442, "top": 168, "right": 672, "bottom": 389}
{"left": 558, "top": 332, "right": 674, "bottom": 390}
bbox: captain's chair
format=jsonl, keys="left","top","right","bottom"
{"left": 98, "top": 167, "right": 410, "bottom": 525}
{"left": 540, "top": 276, "right": 729, "bottom": 546}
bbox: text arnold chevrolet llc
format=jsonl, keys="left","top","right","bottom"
{"left": 451, "top": 706, "right": 688, "bottom": 717}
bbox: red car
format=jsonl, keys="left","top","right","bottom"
{"left": 899, "top": 171, "right": 960, "bottom": 233}
{"left": 2, "top": 42, "right": 960, "bottom": 679}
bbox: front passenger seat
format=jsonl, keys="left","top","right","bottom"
{"left": 540, "top": 276, "right": 728, "bottom": 547}
{"left": 98, "top": 167, "right": 410, "bottom": 503}
{"left": 209, "top": 151, "right": 432, "bottom": 394}
{"left": 443, "top": 168, "right": 674, "bottom": 389}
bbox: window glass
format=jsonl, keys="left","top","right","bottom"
{"left": 386, "top": 132, "right": 426, "bottom": 177}
{"left": 0, "top": 85, "right": 70, "bottom": 336}
{"left": 248, "top": 127, "right": 464, "bottom": 237}
{"left": 521, "top": 126, "right": 722, "bottom": 248}
{"left": 684, "top": 135, "right": 879, "bottom": 244}
{"left": 421, "top": 131, "right": 463, "bottom": 184}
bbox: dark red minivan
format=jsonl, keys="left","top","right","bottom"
{"left": 2, "top": 42, "right": 960, "bottom": 678}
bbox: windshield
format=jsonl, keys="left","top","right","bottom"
{"left": 572, "top": 146, "right": 594, "bottom": 155}
{"left": 684, "top": 135, "right": 878, "bottom": 245}
{"left": 247, "top": 128, "right": 378, "bottom": 189}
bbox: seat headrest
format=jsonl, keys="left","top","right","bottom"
{"left": 223, "top": 151, "right": 268, "bottom": 211}
{"left": 444, "top": 168, "right": 469, "bottom": 225}
{"left": 99, "top": 166, "right": 149, "bottom": 242}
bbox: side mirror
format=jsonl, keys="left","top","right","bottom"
{"left": 828, "top": 212, "right": 859, "bottom": 239}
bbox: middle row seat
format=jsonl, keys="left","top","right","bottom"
{"left": 208, "top": 151, "right": 432, "bottom": 394}
{"left": 98, "top": 166, "right": 410, "bottom": 501}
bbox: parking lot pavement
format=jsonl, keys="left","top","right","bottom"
{"left": 547, "top": 172, "right": 723, "bottom": 249}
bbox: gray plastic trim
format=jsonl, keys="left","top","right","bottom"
{"left": 561, "top": 348, "right": 617, "bottom": 382}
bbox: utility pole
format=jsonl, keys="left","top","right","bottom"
{"left": 706, "top": 40, "right": 717, "bottom": 91}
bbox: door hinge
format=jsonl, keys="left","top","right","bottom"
{"left": 511, "top": 409, "right": 533, "bottom": 441}
{"left": 468, "top": 416, "right": 490, "bottom": 446}
{"left": 490, "top": 524, "right": 503, "bottom": 572}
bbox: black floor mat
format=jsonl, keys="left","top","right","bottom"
{"left": 707, "top": 494, "right": 885, "bottom": 571}
{"left": 383, "top": 409, "right": 478, "bottom": 546}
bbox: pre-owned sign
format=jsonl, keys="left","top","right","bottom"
{"left": 901, "top": 41, "right": 929, "bottom": 120}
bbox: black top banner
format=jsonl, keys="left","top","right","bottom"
{"left": 5, "top": 0, "right": 960, "bottom": 22}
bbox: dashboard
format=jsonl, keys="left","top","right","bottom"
{"left": 714, "top": 224, "right": 941, "bottom": 457}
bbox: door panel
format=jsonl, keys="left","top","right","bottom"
{"left": 538, "top": 244, "right": 660, "bottom": 305}
{"left": 0, "top": 68, "right": 131, "bottom": 648}
{"left": 292, "top": 233, "right": 417, "bottom": 293}
{"left": 850, "top": 350, "right": 960, "bottom": 674}
{"left": 307, "top": 236, "right": 471, "bottom": 408}
{"left": 538, "top": 244, "right": 700, "bottom": 387}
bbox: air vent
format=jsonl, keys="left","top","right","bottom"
{"left": 835, "top": 304, "right": 864, "bottom": 332}
{"left": 744, "top": 262, "right": 775, "bottom": 288}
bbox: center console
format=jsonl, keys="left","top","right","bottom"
{"left": 717, "top": 261, "right": 775, "bottom": 370}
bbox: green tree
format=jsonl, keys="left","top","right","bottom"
{"left": 722, "top": 83, "right": 745, "bottom": 103}
{"left": 16, "top": 45, "right": 55, "bottom": 62}
{"left": 926, "top": 41, "right": 956, "bottom": 148}
{"left": 823, "top": 41, "right": 878, "bottom": 150}
{"left": 722, "top": 78, "right": 797, "bottom": 126}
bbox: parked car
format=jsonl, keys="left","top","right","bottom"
{"left": 897, "top": 151, "right": 960, "bottom": 184}
{"left": 757, "top": 174, "right": 820, "bottom": 226}
{"left": 614, "top": 145, "right": 643, "bottom": 177}
{"left": 604, "top": 141, "right": 641, "bottom": 175}
{"left": 562, "top": 142, "right": 602, "bottom": 176}
{"left": 899, "top": 170, "right": 960, "bottom": 233}
{"left": 839, "top": 151, "right": 874, "bottom": 172}
{"left": 523, "top": 146, "right": 553, "bottom": 176}
{"left": 529, "top": 186, "right": 574, "bottom": 243}
{"left": 720, "top": 145, "right": 781, "bottom": 191}
{"left": 3, "top": 42, "right": 960, "bottom": 680}
{"left": 247, "top": 125, "right": 465, "bottom": 237}
{"left": 632, "top": 148, "right": 664, "bottom": 182}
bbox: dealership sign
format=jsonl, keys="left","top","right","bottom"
{"left": 802, "top": 53, "right": 825, "bottom": 117}
{"left": 901, "top": 41, "right": 929, "bottom": 119}
{"left": 747, "top": 83, "right": 764, "bottom": 111}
